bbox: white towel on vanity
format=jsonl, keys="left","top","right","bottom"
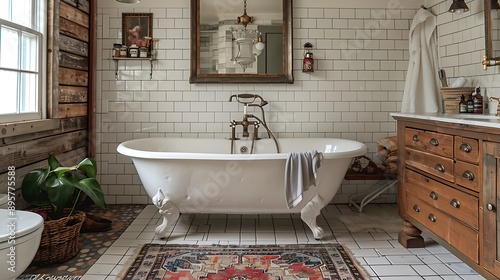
{"left": 284, "top": 150, "right": 323, "bottom": 209}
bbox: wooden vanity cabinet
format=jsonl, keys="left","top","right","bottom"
{"left": 395, "top": 117, "right": 499, "bottom": 279}
{"left": 483, "top": 142, "right": 500, "bottom": 277}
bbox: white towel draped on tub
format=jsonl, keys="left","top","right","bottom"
{"left": 284, "top": 150, "right": 323, "bottom": 209}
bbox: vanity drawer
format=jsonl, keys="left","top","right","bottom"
{"left": 405, "top": 128, "right": 454, "bottom": 157}
{"left": 406, "top": 194, "right": 479, "bottom": 263}
{"left": 404, "top": 169, "right": 479, "bottom": 229}
{"left": 454, "top": 136, "right": 480, "bottom": 164}
{"left": 405, "top": 148, "right": 454, "bottom": 182}
{"left": 454, "top": 161, "right": 480, "bottom": 192}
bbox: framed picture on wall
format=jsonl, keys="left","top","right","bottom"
{"left": 122, "top": 13, "right": 153, "bottom": 47}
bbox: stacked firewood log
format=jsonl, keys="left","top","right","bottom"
{"left": 376, "top": 136, "right": 398, "bottom": 174}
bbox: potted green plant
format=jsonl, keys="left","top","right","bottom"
{"left": 21, "top": 154, "right": 106, "bottom": 264}
{"left": 22, "top": 154, "right": 106, "bottom": 219}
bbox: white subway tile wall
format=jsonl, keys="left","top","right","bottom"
{"left": 96, "top": 0, "right": 494, "bottom": 204}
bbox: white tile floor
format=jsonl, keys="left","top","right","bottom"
{"left": 81, "top": 203, "right": 486, "bottom": 280}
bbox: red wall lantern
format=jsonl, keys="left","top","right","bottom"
{"left": 302, "top": 42, "right": 314, "bottom": 73}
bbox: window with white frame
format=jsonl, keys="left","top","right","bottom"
{"left": 0, "top": 0, "right": 46, "bottom": 123}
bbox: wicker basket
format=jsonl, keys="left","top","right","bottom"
{"left": 441, "top": 87, "right": 475, "bottom": 113}
{"left": 30, "top": 207, "right": 86, "bottom": 264}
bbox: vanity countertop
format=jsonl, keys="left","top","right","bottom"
{"left": 391, "top": 112, "right": 500, "bottom": 129}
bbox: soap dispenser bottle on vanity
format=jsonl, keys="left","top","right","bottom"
{"left": 473, "top": 87, "right": 483, "bottom": 114}
{"left": 467, "top": 94, "right": 474, "bottom": 113}
{"left": 459, "top": 95, "right": 467, "bottom": 113}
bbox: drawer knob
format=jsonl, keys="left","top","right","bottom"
{"left": 459, "top": 143, "right": 472, "bottom": 153}
{"left": 428, "top": 214, "right": 437, "bottom": 222}
{"left": 435, "top": 164, "right": 445, "bottom": 173}
{"left": 429, "top": 138, "right": 439, "bottom": 146}
{"left": 450, "top": 199, "right": 460, "bottom": 208}
{"left": 487, "top": 204, "right": 496, "bottom": 211}
{"left": 430, "top": 191, "right": 438, "bottom": 200}
{"left": 462, "top": 170, "right": 475, "bottom": 181}
{"left": 413, "top": 204, "right": 420, "bottom": 212}
{"left": 413, "top": 135, "right": 419, "bottom": 142}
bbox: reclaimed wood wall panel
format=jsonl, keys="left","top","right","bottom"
{"left": 60, "top": 1, "right": 89, "bottom": 27}
{"left": 58, "top": 104, "right": 88, "bottom": 118}
{"left": 59, "top": 51, "right": 89, "bottom": 70}
{"left": 0, "top": 119, "right": 60, "bottom": 138}
{"left": 57, "top": 3, "right": 91, "bottom": 126}
{"left": 60, "top": 34, "right": 88, "bottom": 57}
{"left": 59, "top": 116, "right": 88, "bottom": 131}
{"left": 0, "top": 130, "right": 88, "bottom": 173}
{"left": 61, "top": 0, "right": 90, "bottom": 14}
{"left": 60, "top": 17, "right": 89, "bottom": 42}
{"left": 59, "top": 85, "right": 88, "bottom": 103}
{"left": 1, "top": 117, "right": 88, "bottom": 146}
{"left": 59, "top": 67, "right": 88, "bottom": 86}
{"left": 0, "top": 146, "right": 87, "bottom": 209}
{"left": 0, "top": 0, "right": 95, "bottom": 202}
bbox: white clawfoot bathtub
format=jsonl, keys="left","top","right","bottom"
{"left": 117, "top": 138, "right": 367, "bottom": 240}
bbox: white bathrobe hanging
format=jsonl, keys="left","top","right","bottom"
{"left": 401, "top": 8, "right": 441, "bottom": 113}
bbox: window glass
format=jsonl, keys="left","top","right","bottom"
{"left": 0, "top": 70, "right": 18, "bottom": 115}
{"left": 11, "top": 0, "right": 32, "bottom": 28}
{"left": 0, "top": 26, "right": 20, "bottom": 69}
{"left": 0, "top": 0, "right": 44, "bottom": 122}
{"left": 0, "top": 0, "right": 10, "bottom": 22}
{"left": 22, "top": 32, "right": 38, "bottom": 71}
{"left": 20, "top": 72, "right": 38, "bottom": 113}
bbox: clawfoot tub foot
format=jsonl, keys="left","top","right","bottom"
{"left": 152, "top": 189, "right": 180, "bottom": 239}
{"left": 301, "top": 194, "right": 326, "bottom": 240}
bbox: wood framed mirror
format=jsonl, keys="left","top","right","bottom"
{"left": 189, "top": 0, "right": 293, "bottom": 83}
{"left": 483, "top": 0, "right": 500, "bottom": 69}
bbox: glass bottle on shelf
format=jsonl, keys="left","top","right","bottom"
{"left": 120, "top": 45, "right": 128, "bottom": 57}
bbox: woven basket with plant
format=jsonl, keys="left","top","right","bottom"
{"left": 30, "top": 206, "right": 86, "bottom": 263}
{"left": 22, "top": 155, "right": 106, "bottom": 264}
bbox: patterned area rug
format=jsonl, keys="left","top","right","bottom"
{"left": 17, "top": 204, "right": 146, "bottom": 279}
{"left": 118, "top": 244, "right": 370, "bottom": 280}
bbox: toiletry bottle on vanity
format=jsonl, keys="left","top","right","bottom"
{"left": 473, "top": 87, "right": 483, "bottom": 114}
{"left": 459, "top": 95, "right": 467, "bottom": 113}
{"left": 467, "top": 94, "right": 474, "bottom": 113}
{"left": 483, "top": 88, "right": 489, "bottom": 113}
